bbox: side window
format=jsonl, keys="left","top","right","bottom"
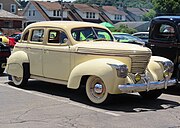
{"left": 22, "top": 31, "right": 29, "bottom": 41}
{"left": 48, "top": 30, "right": 68, "bottom": 44}
{"left": 31, "top": 29, "right": 44, "bottom": 43}
{"left": 153, "top": 23, "right": 176, "bottom": 42}
{"left": 160, "top": 24, "right": 175, "bottom": 33}
{"left": 48, "top": 30, "right": 59, "bottom": 43}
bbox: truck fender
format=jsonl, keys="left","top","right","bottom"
{"left": 147, "top": 56, "right": 172, "bottom": 81}
{"left": 5, "top": 51, "right": 29, "bottom": 77}
{"left": 67, "top": 58, "right": 125, "bottom": 92}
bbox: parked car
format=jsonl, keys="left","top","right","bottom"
{"left": 0, "top": 35, "right": 9, "bottom": 45}
{"left": 8, "top": 32, "right": 22, "bottom": 47}
{"left": 112, "top": 32, "right": 145, "bottom": 46}
{"left": 132, "top": 32, "right": 149, "bottom": 44}
{"left": 148, "top": 16, "right": 180, "bottom": 81}
{"left": 5, "top": 21, "right": 176, "bottom": 104}
{"left": 0, "top": 42, "right": 11, "bottom": 73}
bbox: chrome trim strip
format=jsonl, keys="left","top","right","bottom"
{"left": 118, "top": 79, "right": 176, "bottom": 93}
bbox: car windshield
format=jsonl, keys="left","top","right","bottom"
{"left": 71, "top": 27, "right": 113, "bottom": 42}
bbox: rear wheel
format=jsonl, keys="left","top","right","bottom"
{"left": 139, "top": 90, "right": 162, "bottom": 100}
{"left": 86, "top": 76, "right": 109, "bottom": 104}
{"left": 11, "top": 63, "right": 29, "bottom": 86}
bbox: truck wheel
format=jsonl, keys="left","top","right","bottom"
{"left": 86, "top": 76, "right": 108, "bottom": 104}
{"left": 11, "top": 63, "right": 29, "bottom": 86}
{"left": 139, "top": 90, "right": 162, "bottom": 100}
{"left": 0, "top": 68, "right": 4, "bottom": 74}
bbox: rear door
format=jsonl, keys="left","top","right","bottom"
{"left": 43, "top": 28, "right": 71, "bottom": 81}
{"left": 26, "top": 28, "right": 44, "bottom": 76}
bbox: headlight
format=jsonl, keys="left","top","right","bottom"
{"left": 156, "top": 60, "right": 174, "bottom": 78}
{"left": 162, "top": 61, "right": 174, "bottom": 73}
{"left": 108, "top": 64, "right": 128, "bottom": 78}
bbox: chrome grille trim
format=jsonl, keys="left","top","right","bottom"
{"left": 130, "top": 54, "right": 151, "bottom": 74}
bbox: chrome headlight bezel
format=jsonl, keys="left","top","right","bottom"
{"left": 156, "top": 60, "right": 174, "bottom": 73}
{"left": 108, "top": 63, "right": 128, "bottom": 78}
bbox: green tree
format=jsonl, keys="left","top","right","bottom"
{"left": 110, "top": 24, "right": 137, "bottom": 34}
{"left": 152, "top": 0, "right": 180, "bottom": 15}
{"left": 142, "top": 9, "right": 156, "bottom": 21}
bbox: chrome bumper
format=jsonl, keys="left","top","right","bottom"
{"left": 118, "top": 79, "right": 177, "bottom": 93}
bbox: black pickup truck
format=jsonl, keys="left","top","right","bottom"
{"left": 0, "top": 41, "right": 11, "bottom": 74}
{"left": 148, "top": 16, "right": 180, "bottom": 81}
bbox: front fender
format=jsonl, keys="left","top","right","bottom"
{"left": 5, "top": 51, "right": 29, "bottom": 77}
{"left": 67, "top": 58, "right": 125, "bottom": 93}
{"left": 147, "top": 56, "right": 172, "bottom": 81}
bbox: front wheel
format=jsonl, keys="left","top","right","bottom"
{"left": 86, "top": 76, "right": 109, "bottom": 104}
{"left": 139, "top": 90, "right": 162, "bottom": 100}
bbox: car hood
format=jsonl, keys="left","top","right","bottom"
{"left": 75, "top": 41, "right": 151, "bottom": 55}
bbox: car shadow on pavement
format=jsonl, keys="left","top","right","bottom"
{"left": 0, "top": 73, "right": 8, "bottom": 77}
{"left": 8, "top": 80, "right": 180, "bottom": 113}
{"left": 163, "top": 83, "right": 180, "bottom": 96}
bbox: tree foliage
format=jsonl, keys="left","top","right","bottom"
{"left": 74, "top": 0, "right": 152, "bottom": 8}
{"left": 152, "top": 0, "right": 180, "bottom": 15}
{"left": 110, "top": 24, "right": 137, "bottom": 34}
{"left": 142, "top": 9, "right": 156, "bottom": 21}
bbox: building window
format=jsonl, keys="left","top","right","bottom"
{"left": 93, "top": 13, "right": 95, "bottom": 18}
{"left": 53, "top": 10, "right": 56, "bottom": 16}
{"left": 86, "top": 12, "right": 95, "bottom": 19}
{"left": 11, "top": 4, "right": 16, "bottom": 13}
{"left": 4, "top": 21, "right": 13, "bottom": 28}
{"left": 0, "top": 3, "right": 3, "bottom": 10}
{"left": 53, "top": 10, "right": 61, "bottom": 17}
{"left": 86, "top": 12, "right": 89, "bottom": 18}
{"left": 33, "top": 10, "right": 36, "bottom": 16}
{"left": 115, "top": 14, "right": 122, "bottom": 20}
{"left": 28, "top": 10, "right": 31, "bottom": 16}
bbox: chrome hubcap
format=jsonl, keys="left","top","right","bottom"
{"left": 94, "top": 84, "right": 103, "bottom": 94}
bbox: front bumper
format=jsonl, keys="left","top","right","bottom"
{"left": 118, "top": 78, "right": 177, "bottom": 93}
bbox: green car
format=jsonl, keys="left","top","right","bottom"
{"left": 112, "top": 32, "right": 145, "bottom": 46}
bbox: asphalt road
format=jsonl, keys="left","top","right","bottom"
{"left": 0, "top": 73, "right": 180, "bottom": 128}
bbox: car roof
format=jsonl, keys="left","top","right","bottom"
{"left": 153, "top": 16, "right": 180, "bottom": 22}
{"left": 111, "top": 32, "right": 130, "bottom": 35}
{"left": 132, "top": 32, "right": 149, "bottom": 35}
{"left": 25, "top": 21, "right": 108, "bottom": 31}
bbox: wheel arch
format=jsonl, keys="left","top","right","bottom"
{"left": 147, "top": 56, "right": 172, "bottom": 81}
{"left": 67, "top": 58, "right": 125, "bottom": 92}
{"left": 5, "top": 51, "right": 30, "bottom": 77}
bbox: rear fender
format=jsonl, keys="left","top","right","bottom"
{"left": 5, "top": 51, "right": 29, "bottom": 77}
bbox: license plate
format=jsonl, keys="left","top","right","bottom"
{"left": 1, "top": 63, "right": 6, "bottom": 68}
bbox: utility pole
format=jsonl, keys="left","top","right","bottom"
{"left": 58, "top": 0, "right": 63, "bottom": 21}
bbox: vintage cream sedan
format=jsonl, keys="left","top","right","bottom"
{"left": 5, "top": 21, "right": 176, "bottom": 104}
